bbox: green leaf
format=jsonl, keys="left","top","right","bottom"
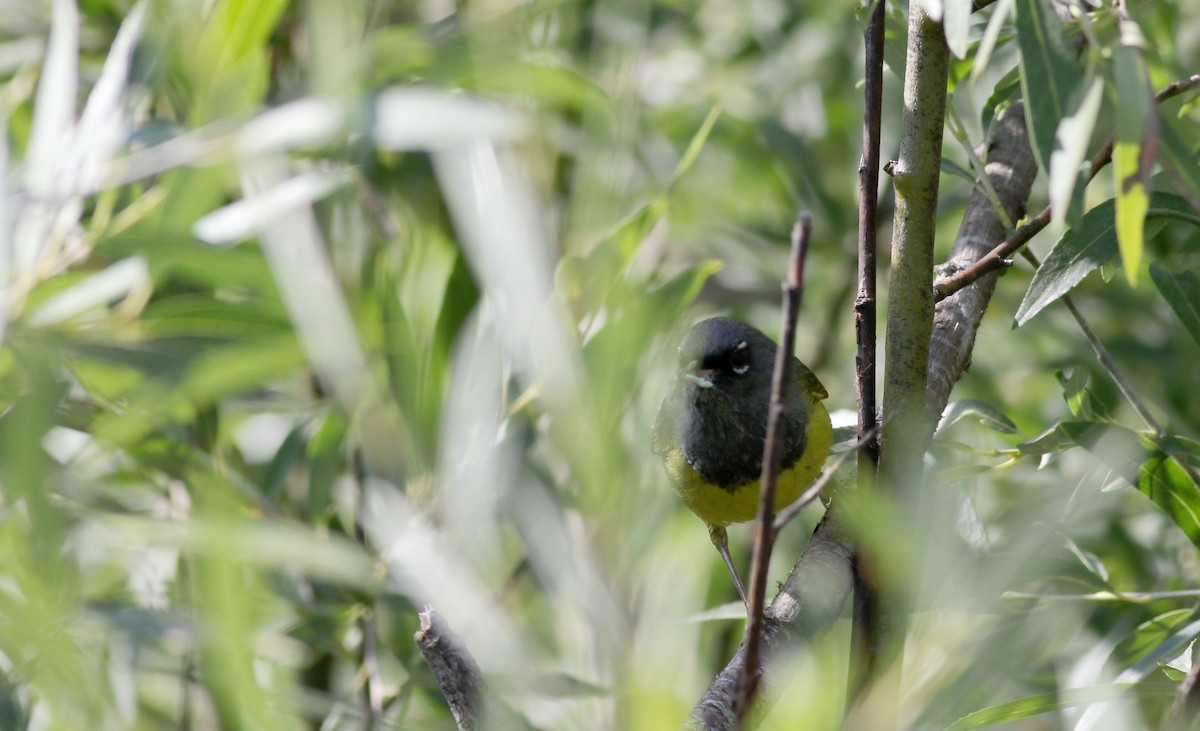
{"left": 1056, "top": 368, "right": 1098, "bottom": 420}
{"left": 1015, "top": 0, "right": 1084, "bottom": 175}
{"left": 1014, "top": 193, "right": 1200, "bottom": 325}
{"left": 1139, "top": 453, "right": 1200, "bottom": 548}
{"left": 1150, "top": 263, "right": 1200, "bottom": 347}
{"left": 938, "top": 398, "right": 1020, "bottom": 435}
{"left": 944, "top": 683, "right": 1139, "bottom": 730}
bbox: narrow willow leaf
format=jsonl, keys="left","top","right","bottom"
{"left": 1014, "top": 193, "right": 1198, "bottom": 325}
{"left": 1111, "top": 17, "right": 1158, "bottom": 287}
{"left": 28, "top": 257, "right": 150, "bottom": 326}
{"left": 945, "top": 684, "right": 1144, "bottom": 731}
{"left": 972, "top": 0, "right": 1014, "bottom": 80}
{"left": 1015, "top": 0, "right": 1084, "bottom": 174}
{"left": 937, "top": 398, "right": 1020, "bottom": 435}
{"left": 944, "top": 0, "right": 972, "bottom": 59}
{"left": 1048, "top": 76, "right": 1103, "bottom": 226}
{"left": 1139, "top": 453, "right": 1200, "bottom": 548}
{"left": 1150, "top": 263, "right": 1200, "bottom": 347}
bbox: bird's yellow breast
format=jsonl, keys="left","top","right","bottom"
{"left": 662, "top": 399, "right": 833, "bottom": 527}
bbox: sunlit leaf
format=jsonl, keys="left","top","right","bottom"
{"left": 1139, "top": 453, "right": 1200, "bottom": 548}
{"left": 1110, "top": 16, "right": 1158, "bottom": 287}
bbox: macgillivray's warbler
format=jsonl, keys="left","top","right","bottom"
{"left": 652, "top": 317, "right": 833, "bottom": 604}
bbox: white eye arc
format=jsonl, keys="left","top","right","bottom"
{"left": 732, "top": 341, "right": 750, "bottom": 374}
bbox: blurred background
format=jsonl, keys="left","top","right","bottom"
{"left": 1, "top": 0, "right": 1200, "bottom": 728}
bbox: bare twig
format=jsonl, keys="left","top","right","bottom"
{"left": 850, "top": 0, "right": 885, "bottom": 702}
{"left": 933, "top": 73, "right": 1200, "bottom": 301}
{"left": 735, "top": 214, "right": 814, "bottom": 725}
{"left": 773, "top": 428, "right": 880, "bottom": 533}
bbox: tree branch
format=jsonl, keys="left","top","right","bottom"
{"left": 736, "top": 215, "right": 814, "bottom": 724}
{"left": 850, "top": 0, "right": 885, "bottom": 699}
{"left": 879, "top": 1, "right": 950, "bottom": 490}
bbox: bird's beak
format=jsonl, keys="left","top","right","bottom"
{"left": 681, "top": 360, "right": 715, "bottom": 389}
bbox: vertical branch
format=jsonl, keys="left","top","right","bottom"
{"left": 849, "top": 0, "right": 885, "bottom": 700}
{"left": 879, "top": 2, "right": 949, "bottom": 492}
{"left": 735, "top": 214, "right": 814, "bottom": 725}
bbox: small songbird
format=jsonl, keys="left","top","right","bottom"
{"left": 652, "top": 317, "right": 833, "bottom": 603}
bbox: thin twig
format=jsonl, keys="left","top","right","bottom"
{"left": 774, "top": 428, "right": 881, "bottom": 533}
{"left": 933, "top": 73, "right": 1200, "bottom": 301}
{"left": 850, "top": 0, "right": 885, "bottom": 703}
{"left": 734, "top": 214, "right": 814, "bottom": 725}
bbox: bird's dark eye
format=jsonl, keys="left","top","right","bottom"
{"left": 730, "top": 341, "right": 750, "bottom": 375}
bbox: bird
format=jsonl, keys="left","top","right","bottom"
{"left": 652, "top": 317, "right": 833, "bottom": 604}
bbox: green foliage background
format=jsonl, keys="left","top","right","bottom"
{"left": 1, "top": 0, "right": 1199, "bottom": 729}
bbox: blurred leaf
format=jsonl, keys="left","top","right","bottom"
{"left": 938, "top": 398, "right": 1020, "bottom": 435}
{"left": 944, "top": 683, "right": 1140, "bottom": 730}
{"left": 981, "top": 66, "right": 1022, "bottom": 134}
{"left": 1060, "top": 421, "right": 1149, "bottom": 486}
{"left": 1014, "top": 193, "right": 1200, "bottom": 325}
{"left": 1158, "top": 110, "right": 1200, "bottom": 213}
{"left": 27, "top": 257, "right": 151, "bottom": 326}
{"left": 1016, "top": 422, "right": 1075, "bottom": 456}
{"left": 972, "top": 0, "right": 1013, "bottom": 80}
{"left": 562, "top": 108, "right": 720, "bottom": 318}
{"left": 1015, "top": 0, "right": 1083, "bottom": 174}
{"left": 92, "top": 335, "right": 306, "bottom": 446}
{"left": 1150, "top": 263, "right": 1200, "bottom": 348}
{"left": 1139, "top": 453, "right": 1200, "bottom": 548}
{"left": 1110, "top": 16, "right": 1158, "bottom": 287}
{"left": 943, "top": 0, "right": 971, "bottom": 59}
{"left": 306, "top": 411, "right": 347, "bottom": 522}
